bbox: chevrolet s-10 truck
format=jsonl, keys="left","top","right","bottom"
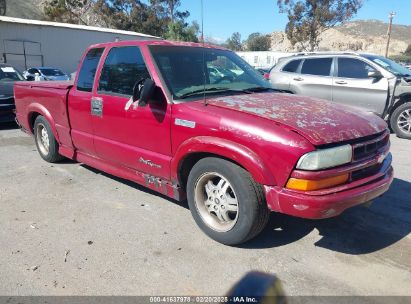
{"left": 14, "top": 40, "right": 393, "bottom": 245}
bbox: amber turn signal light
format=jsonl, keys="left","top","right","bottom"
{"left": 286, "top": 174, "right": 349, "bottom": 191}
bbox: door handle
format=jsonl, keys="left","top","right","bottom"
{"left": 293, "top": 77, "right": 304, "bottom": 81}
{"left": 335, "top": 80, "right": 348, "bottom": 85}
{"left": 91, "top": 97, "right": 103, "bottom": 117}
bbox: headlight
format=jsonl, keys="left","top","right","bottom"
{"left": 296, "top": 144, "right": 352, "bottom": 170}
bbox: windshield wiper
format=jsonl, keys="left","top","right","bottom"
{"left": 178, "top": 86, "right": 278, "bottom": 99}
{"left": 178, "top": 87, "right": 250, "bottom": 99}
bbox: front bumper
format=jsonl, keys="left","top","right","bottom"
{"left": 264, "top": 155, "right": 394, "bottom": 219}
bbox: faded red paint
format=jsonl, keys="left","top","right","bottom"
{"left": 208, "top": 93, "right": 387, "bottom": 145}
{"left": 14, "top": 39, "right": 393, "bottom": 221}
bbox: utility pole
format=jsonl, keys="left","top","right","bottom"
{"left": 385, "top": 12, "right": 396, "bottom": 58}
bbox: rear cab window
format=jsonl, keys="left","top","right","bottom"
{"left": 301, "top": 58, "right": 333, "bottom": 76}
{"left": 97, "top": 46, "right": 150, "bottom": 97}
{"left": 77, "top": 48, "right": 104, "bottom": 92}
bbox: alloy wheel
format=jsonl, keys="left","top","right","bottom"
{"left": 194, "top": 172, "right": 239, "bottom": 232}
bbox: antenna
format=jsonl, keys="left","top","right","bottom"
{"left": 201, "top": 0, "right": 204, "bottom": 43}
{"left": 201, "top": 0, "right": 207, "bottom": 106}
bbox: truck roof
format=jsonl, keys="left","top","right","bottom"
{"left": 88, "top": 40, "right": 228, "bottom": 51}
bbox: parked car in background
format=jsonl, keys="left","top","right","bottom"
{"left": 270, "top": 52, "right": 411, "bottom": 139}
{"left": 14, "top": 40, "right": 393, "bottom": 245}
{"left": 23, "top": 67, "right": 70, "bottom": 81}
{"left": 0, "top": 64, "right": 24, "bottom": 123}
{"left": 256, "top": 68, "right": 271, "bottom": 80}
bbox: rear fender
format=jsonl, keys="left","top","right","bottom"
{"left": 27, "top": 103, "right": 60, "bottom": 143}
{"left": 171, "top": 136, "right": 276, "bottom": 186}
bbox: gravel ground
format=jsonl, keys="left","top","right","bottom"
{"left": 0, "top": 123, "right": 410, "bottom": 296}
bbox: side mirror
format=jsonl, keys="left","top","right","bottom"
{"left": 368, "top": 70, "right": 383, "bottom": 79}
{"left": 26, "top": 75, "right": 35, "bottom": 81}
{"left": 133, "top": 78, "right": 156, "bottom": 107}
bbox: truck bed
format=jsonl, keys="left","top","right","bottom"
{"left": 14, "top": 81, "right": 75, "bottom": 157}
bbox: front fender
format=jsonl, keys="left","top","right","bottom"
{"left": 171, "top": 136, "right": 276, "bottom": 186}
{"left": 27, "top": 103, "right": 60, "bottom": 142}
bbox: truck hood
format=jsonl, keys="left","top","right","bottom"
{"left": 205, "top": 92, "right": 387, "bottom": 146}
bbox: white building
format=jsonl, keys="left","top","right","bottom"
{"left": 0, "top": 16, "right": 160, "bottom": 73}
{"left": 236, "top": 51, "right": 296, "bottom": 69}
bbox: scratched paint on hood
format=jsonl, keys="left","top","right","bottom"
{"left": 206, "top": 93, "right": 387, "bottom": 145}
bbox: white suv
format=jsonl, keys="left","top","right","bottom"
{"left": 270, "top": 52, "right": 411, "bottom": 139}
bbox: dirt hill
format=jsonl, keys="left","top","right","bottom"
{"left": 271, "top": 20, "right": 411, "bottom": 56}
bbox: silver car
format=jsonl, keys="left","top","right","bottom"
{"left": 270, "top": 52, "right": 411, "bottom": 139}
{"left": 23, "top": 67, "right": 70, "bottom": 81}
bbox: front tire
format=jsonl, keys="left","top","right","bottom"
{"left": 187, "top": 157, "right": 270, "bottom": 245}
{"left": 390, "top": 102, "right": 411, "bottom": 139}
{"left": 33, "top": 116, "right": 63, "bottom": 163}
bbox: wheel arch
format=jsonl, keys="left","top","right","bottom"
{"left": 27, "top": 103, "right": 60, "bottom": 142}
{"left": 172, "top": 136, "right": 276, "bottom": 190}
{"left": 390, "top": 93, "right": 411, "bottom": 115}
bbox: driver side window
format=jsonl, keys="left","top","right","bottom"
{"left": 98, "top": 46, "right": 149, "bottom": 97}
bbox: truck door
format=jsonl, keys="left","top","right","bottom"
{"left": 68, "top": 47, "right": 104, "bottom": 155}
{"left": 91, "top": 45, "right": 172, "bottom": 180}
{"left": 332, "top": 57, "right": 388, "bottom": 115}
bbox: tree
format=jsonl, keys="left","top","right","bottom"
{"left": 246, "top": 33, "right": 272, "bottom": 51}
{"left": 151, "top": 0, "right": 189, "bottom": 23}
{"left": 277, "top": 0, "right": 363, "bottom": 51}
{"left": 0, "top": 0, "right": 6, "bottom": 16}
{"left": 165, "top": 20, "right": 199, "bottom": 42}
{"left": 405, "top": 44, "right": 411, "bottom": 56}
{"left": 44, "top": 0, "right": 101, "bottom": 25}
{"left": 92, "top": 0, "right": 167, "bottom": 35}
{"left": 226, "top": 32, "right": 243, "bottom": 51}
{"left": 44, "top": 0, "right": 195, "bottom": 38}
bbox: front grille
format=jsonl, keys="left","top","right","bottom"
{"left": 351, "top": 163, "right": 383, "bottom": 181}
{"left": 353, "top": 132, "right": 389, "bottom": 161}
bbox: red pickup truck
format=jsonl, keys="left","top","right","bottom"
{"left": 14, "top": 40, "right": 393, "bottom": 245}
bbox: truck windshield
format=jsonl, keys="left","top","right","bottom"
{"left": 364, "top": 55, "right": 411, "bottom": 77}
{"left": 150, "top": 46, "right": 273, "bottom": 100}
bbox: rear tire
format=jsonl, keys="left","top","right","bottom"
{"left": 187, "top": 157, "right": 270, "bottom": 245}
{"left": 33, "top": 116, "right": 64, "bottom": 163}
{"left": 390, "top": 102, "right": 411, "bottom": 139}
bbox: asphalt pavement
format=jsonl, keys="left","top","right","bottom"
{"left": 0, "top": 122, "right": 410, "bottom": 296}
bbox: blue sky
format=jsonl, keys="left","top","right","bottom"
{"left": 180, "top": 0, "right": 411, "bottom": 42}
